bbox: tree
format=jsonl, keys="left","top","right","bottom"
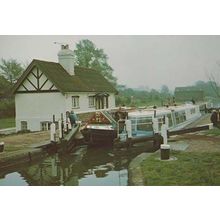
{"left": 0, "top": 59, "right": 24, "bottom": 83}
{"left": 74, "top": 39, "right": 117, "bottom": 86}
{"left": 160, "top": 85, "right": 170, "bottom": 98}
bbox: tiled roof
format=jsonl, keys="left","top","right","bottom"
{"left": 12, "top": 59, "right": 118, "bottom": 94}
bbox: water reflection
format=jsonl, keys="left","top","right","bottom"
{"left": 0, "top": 141, "right": 154, "bottom": 186}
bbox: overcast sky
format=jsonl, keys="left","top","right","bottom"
{"left": 0, "top": 35, "right": 220, "bottom": 91}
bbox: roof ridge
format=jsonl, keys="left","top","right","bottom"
{"left": 75, "top": 65, "right": 99, "bottom": 72}
{"left": 33, "top": 59, "right": 59, "bottom": 65}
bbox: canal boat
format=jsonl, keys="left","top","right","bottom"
{"left": 81, "top": 111, "right": 118, "bottom": 146}
{"left": 81, "top": 103, "right": 202, "bottom": 146}
{"left": 128, "top": 103, "right": 201, "bottom": 138}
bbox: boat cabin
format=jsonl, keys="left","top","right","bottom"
{"left": 128, "top": 104, "right": 201, "bottom": 137}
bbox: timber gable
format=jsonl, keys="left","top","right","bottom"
{"left": 17, "top": 66, "right": 59, "bottom": 93}
{"left": 12, "top": 59, "right": 118, "bottom": 95}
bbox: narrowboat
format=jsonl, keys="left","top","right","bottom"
{"left": 80, "top": 111, "right": 118, "bottom": 146}
{"left": 81, "top": 103, "right": 202, "bottom": 146}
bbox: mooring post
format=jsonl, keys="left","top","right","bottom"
{"left": 160, "top": 124, "right": 170, "bottom": 160}
{"left": 160, "top": 144, "right": 171, "bottom": 160}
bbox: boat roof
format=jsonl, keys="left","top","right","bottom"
{"left": 128, "top": 104, "right": 198, "bottom": 118}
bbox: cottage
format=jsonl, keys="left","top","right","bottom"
{"left": 11, "top": 45, "right": 117, "bottom": 132}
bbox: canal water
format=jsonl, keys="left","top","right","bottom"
{"left": 0, "top": 142, "right": 154, "bottom": 186}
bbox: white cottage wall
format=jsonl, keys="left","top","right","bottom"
{"left": 108, "top": 93, "right": 116, "bottom": 109}
{"left": 64, "top": 93, "right": 96, "bottom": 113}
{"left": 15, "top": 93, "right": 66, "bottom": 131}
{"left": 64, "top": 92, "right": 116, "bottom": 113}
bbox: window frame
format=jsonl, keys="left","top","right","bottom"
{"left": 72, "top": 96, "right": 80, "bottom": 109}
{"left": 88, "top": 96, "right": 95, "bottom": 108}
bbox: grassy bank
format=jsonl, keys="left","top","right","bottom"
{"left": 203, "top": 128, "right": 220, "bottom": 136}
{"left": 141, "top": 151, "right": 220, "bottom": 185}
{"left": 0, "top": 117, "right": 15, "bottom": 129}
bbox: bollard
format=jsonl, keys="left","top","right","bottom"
{"left": 50, "top": 122, "right": 56, "bottom": 142}
{"left": 160, "top": 144, "right": 170, "bottom": 160}
{"left": 0, "top": 142, "right": 4, "bottom": 153}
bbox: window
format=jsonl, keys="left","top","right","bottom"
{"left": 21, "top": 121, "right": 27, "bottom": 131}
{"left": 88, "top": 96, "right": 95, "bottom": 108}
{"left": 190, "top": 108, "right": 196, "bottom": 114}
{"left": 72, "top": 96, "right": 79, "bottom": 109}
{"left": 175, "top": 111, "right": 186, "bottom": 124}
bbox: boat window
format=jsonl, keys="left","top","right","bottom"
{"left": 190, "top": 108, "right": 196, "bottom": 114}
{"left": 130, "top": 117, "right": 153, "bottom": 132}
{"left": 175, "top": 111, "right": 186, "bottom": 124}
{"left": 136, "top": 118, "right": 153, "bottom": 131}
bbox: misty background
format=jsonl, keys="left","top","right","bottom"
{"left": 0, "top": 35, "right": 220, "bottom": 91}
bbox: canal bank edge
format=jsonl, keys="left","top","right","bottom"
{"left": 128, "top": 152, "right": 155, "bottom": 185}
{"left": 0, "top": 126, "right": 80, "bottom": 171}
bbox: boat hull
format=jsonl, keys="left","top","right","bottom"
{"left": 81, "top": 128, "right": 117, "bottom": 147}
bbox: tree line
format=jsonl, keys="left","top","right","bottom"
{"left": 0, "top": 39, "right": 219, "bottom": 118}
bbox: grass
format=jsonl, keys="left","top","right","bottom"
{"left": 0, "top": 117, "right": 15, "bottom": 129}
{"left": 141, "top": 151, "right": 220, "bottom": 185}
{"left": 203, "top": 128, "right": 220, "bottom": 136}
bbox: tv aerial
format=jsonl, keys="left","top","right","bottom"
{"left": 54, "top": 42, "right": 69, "bottom": 49}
